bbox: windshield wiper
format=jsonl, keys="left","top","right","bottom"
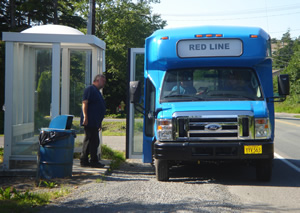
{"left": 164, "top": 94, "right": 192, "bottom": 98}
{"left": 164, "top": 94, "right": 205, "bottom": 101}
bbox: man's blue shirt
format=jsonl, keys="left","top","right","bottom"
{"left": 80, "top": 85, "right": 106, "bottom": 128}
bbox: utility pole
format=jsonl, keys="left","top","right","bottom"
{"left": 87, "top": 0, "right": 95, "bottom": 35}
{"left": 53, "top": 0, "right": 58, "bottom": 24}
{"left": 10, "top": 0, "right": 16, "bottom": 28}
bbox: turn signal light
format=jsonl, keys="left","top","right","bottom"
{"left": 255, "top": 119, "right": 267, "bottom": 124}
{"left": 250, "top": 35, "right": 258, "bottom": 38}
{"left": 161, "top": 36, "right": 169, "bottom": 40}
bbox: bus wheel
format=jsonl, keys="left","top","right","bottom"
{"left": 155, "top": 159, "right": 169, "bottom": 181}
{"left": 256, "top": 159, "right": 272, "bottom": 182}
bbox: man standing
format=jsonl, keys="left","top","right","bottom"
{"left": 80, "top": 74, "right": 106, "bottom": 168}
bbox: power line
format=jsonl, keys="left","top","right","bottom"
{"left": 160, "top": 4, "right": 300, "bottom": 17}
{"left": 164, "top": 11, "right": 300, "bottom": 22}
{"left": 270, "top": 29, "right": 300, "bottom": 34}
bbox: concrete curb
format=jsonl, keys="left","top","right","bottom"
{"left": 72, "top": 159, "right": 111, "bottom": 176}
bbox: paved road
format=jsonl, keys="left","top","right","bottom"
{"left": 274, "top": 116, "right": 300, "bottom": 169}
{"left": 227, "top": 116, "right": 300, "bottom": 212}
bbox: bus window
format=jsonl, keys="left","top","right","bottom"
{"left": 160, "top": 68, "right": 263, "bottom": 102}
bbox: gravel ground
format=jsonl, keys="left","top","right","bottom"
{"left": 39, "top": 159, "right": 242, "bottom": 213}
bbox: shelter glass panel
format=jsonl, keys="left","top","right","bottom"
{"left": 10, "top": 45, "right": 50, "bottom": 159}
{"left": 69, "top": 50, "right": 92, "bottom": 118}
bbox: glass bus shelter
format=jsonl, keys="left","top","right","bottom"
{"left": 2, "top": 25, "right": 105, "bottom": 170}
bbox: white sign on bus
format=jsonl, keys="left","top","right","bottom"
{"left": 177, "top": 39, "right": 243, "bottom": 58}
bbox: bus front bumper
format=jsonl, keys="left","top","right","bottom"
{"left": 154, "top": 140, "right": 273, "bottom": 161}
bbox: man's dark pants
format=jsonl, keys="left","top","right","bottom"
{"left": 80, "top": 126, "right": 99, "bottom": 164}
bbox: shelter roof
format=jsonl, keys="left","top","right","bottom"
{"left": 21, "top": 24, "right": 84, "bottom": 35}
{"left": 2, "top": 24, "right": 105, "bottom": 50}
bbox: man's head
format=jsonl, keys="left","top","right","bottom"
{"left": 93, "top": 74, "right": 106, "bottom": 90}
{"left": 180, "top": 75, "right": 193, "bottom": 88}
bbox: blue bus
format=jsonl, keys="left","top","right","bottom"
{"left": 130, "top": 26, "right": 289, "bottom": 181}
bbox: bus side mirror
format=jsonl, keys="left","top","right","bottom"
{"left": 130, "top": 81, "right": 141, "bottom": 103}
{"left": 278, "top": 74, "right": 290, "bottom": 96}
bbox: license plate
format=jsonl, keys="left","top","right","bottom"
{"left": 244, "top": 145, "right": 262, "bottom": 154}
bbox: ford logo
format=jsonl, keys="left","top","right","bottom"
{"left": 205, "top": 124, "right": 222, "bottom": 131}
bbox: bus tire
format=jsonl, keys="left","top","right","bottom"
{"left": 155, "top": 159, "right": 169, "bottom": 181}
{"left": 256, "top": 159, "right": 272, "bottom": 182}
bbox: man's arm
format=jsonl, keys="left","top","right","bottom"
{"left": 82, "top": 100, "right": 88, "bottom": 125}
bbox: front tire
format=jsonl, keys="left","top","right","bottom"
{"left": 155, "top": 159, "right": 169, "bottom": 181}
{"left": 256, "top": 159, "right": 272, "bottom": 181}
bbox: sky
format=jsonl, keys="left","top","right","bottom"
{"left": 149, "top": 0, "right": 300, "bottom": 39}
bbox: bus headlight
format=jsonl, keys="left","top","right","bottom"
{"left": 255, "top": 118, "right": 271, "bottom": 139}
{"left": 157, "top": 119, "right": 173, "bottom": 141}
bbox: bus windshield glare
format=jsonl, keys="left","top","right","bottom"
{"left": 160, "top": 68, "right": 263, "bottom": 102}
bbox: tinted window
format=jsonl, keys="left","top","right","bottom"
{"left": 161, "top": 68, "right": 263, "bottom": 102}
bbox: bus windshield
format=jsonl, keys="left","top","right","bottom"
{"left": 160, "top": 68, "right": 263, "bottom": 102}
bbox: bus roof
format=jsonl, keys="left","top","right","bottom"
{"left": 145, "top": 26, "right": 271, "bottom": 70}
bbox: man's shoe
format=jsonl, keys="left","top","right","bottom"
{"left": 90, "top": 162, "right": 105, "bottom": 168}
{"left": 80, "top": 162, "right": 90, "bottom": 167}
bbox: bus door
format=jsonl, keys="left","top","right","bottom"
{"left": 126, "top": 48, "right": 144, "bottom": 159}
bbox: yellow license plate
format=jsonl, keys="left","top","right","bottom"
{"left": 244, "top": 145, "right": 262, "bottom": 154}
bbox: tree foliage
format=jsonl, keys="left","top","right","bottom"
{"left": 272, "top": 31, "right": 295, "bottom": 69}
{"left": 74, "top": 0, "right": 166, "bottom": 113}
{"left": 283, "top": 42, "right": 300, "bottom": 97}
{"left": 1, "top": 0, "right": 166, "bottom": 115}
{"left": 272, "top": 32, "right": 300, "bottom": 111}
{"left": 0, "top": 0, "right": 86, "bottom": 38}
{"left": 98, "top": 0, "right": 166, "bottom": 113}
{"left": 37, "top": 71, "right": 51, "bottom": 115}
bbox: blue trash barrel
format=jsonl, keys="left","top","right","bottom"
{"left": 38, "top": 128, "right": 76, "bottom": 179}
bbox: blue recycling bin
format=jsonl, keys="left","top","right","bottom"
{"left": 38, "top": 115, "right": 76, "bottom": 179}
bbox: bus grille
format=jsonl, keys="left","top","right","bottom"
{"left": 176, "top": 116, "right": 252, "bottom": 140}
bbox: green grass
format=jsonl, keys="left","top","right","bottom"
{"left": 73, "top": 145, "right": 126, "bottom": 170}
{"left": 95, "top": 175, "right": 106, "bottom": 183}
{"left": 72, "top": 121, "right": 127, "bottom": 136}
{"left": 275, "top": 104, "right": 300, "bottom": 113}
{"left": 38, "top": 181, "right": 58, "bottom": 189}
{"left": 274, "top": 94, "right": 300, "bottom": 114}
{"left": 0, "top": 147, "right": 3, "bottom": 163}
{"left": 105, "top": 113, "right": 126, "bottom": 119}
{"left": 102, "top": 121, "right": 126, "bottom": 136}
{"left": 275, "top": 102, "right": 300, "bottom": 113}
{"left": 0, "top": 186, "right": 70, "bottom": 212}
{"left": 101, "top": 144, "right": 126, "bottom": 170}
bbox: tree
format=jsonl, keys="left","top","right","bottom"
{"left": 273, "top": 30, "right": 295, "bottom": 69}
{"left": 0, "top": 0, "right": 86, "bottom": 36}
{"left": 283, "top": 42, "right": 300, "bottom": 97}
{"left": 1, "top": 0, "right": 166, "bottom": 115}
{"left": 36, "top": 71, "right": 52, "bottom": 115}
{"left": 272, "top": 33, "right": 300, "bottom": 111}
{"left": 95, "top": 0, "right": 166, "bottom": 113}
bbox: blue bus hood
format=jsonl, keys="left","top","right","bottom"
{"left": 158, "top": 101, "right": 268, "bottom": 118}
